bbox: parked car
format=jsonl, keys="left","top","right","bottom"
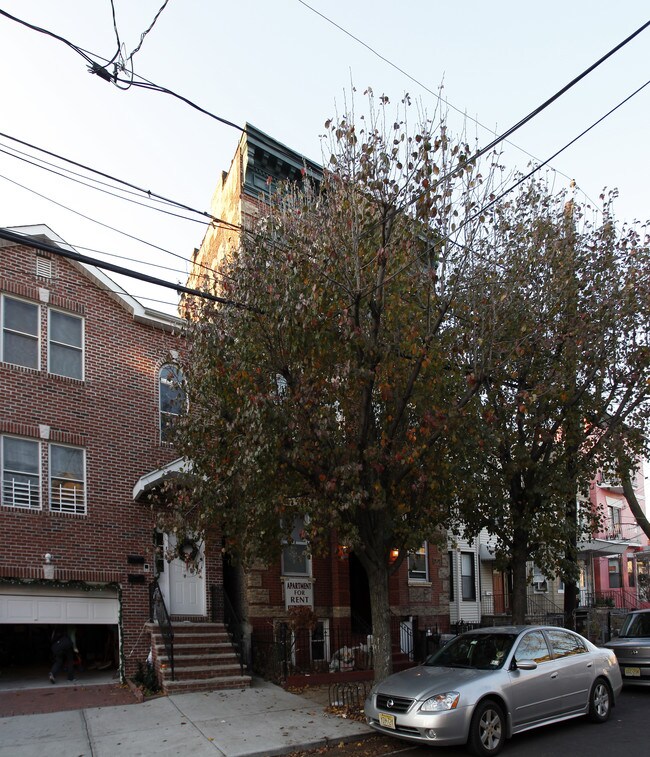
{"left": 365, "top": 625, "right": 622, "bottom": 756}
{"left": 604, "top": 608, "right": 650, "bottom": 687}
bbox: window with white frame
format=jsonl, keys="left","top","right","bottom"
{"left": 160, "top": 364, "right": 185, "bottom": 441}
{"left": 49, "top": 309, "right": 83, "bottom": 379}
{"left": 532, "top": 565, "right": 548, "bottom": 593}
{"left": 2, "top": 295, "right": 39, "bottom": 369}
{"left": 1, "top": 435, "right": 40, "bottom": 509}
{"left": 461, "top": 552, "right": 476, "bottom": 601}
{"left": 281, "top": 517, "right": 311, "bottom": 576}
{"left": 49, "top": 444, "right": 86, "bottom": 514}
{"left": 448, "top": 551, "right": 455, "bottom": 602}
{"left": 408, "top": 543, "right": 429, "bottom": 582}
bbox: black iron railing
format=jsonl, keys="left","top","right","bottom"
{"left": 149, "top": 578, "right": 174, "bottom": 681}
{"left": 525, "top": 593, "right": 565, "bottom": 624}
{"left": 251, "top": 625, "right": 375, "bottom": 682}
{"left": 211, "top": 584, "right": 245, "bottom": 675}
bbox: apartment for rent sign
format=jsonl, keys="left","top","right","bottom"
{"left": 284, "top": 579, "right": 314, "bottom": 609}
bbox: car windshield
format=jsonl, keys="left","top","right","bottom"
{"left": 425, "top": 633, "right": 517, "bottom": 670}
{"left": 620, "top": 613, "right": 650, "bottom": 638}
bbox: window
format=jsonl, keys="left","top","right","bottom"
{"left": 461, "top": 552, "right": 476, "bottom": 601}
{"left": 514, "top": 630, "right": 550, "bottom": 664}
{"left": 49, "top": 444, "right": 86, "bottom": 514}
{"left": 1, "top": 436, "right": 40, "bottom": 509}
{"left": 49, "top": 310, "right": 83, "bottom": 379}
{"left": 608, "top": 506, "right": 622, "bottom": 539}
{"left": 311, "top": 620, "right": 330, "bottom": 663}
{"left": 608, "top": 557, "right": 622, "bottom": 589}
{"left": 2, "top": 296, "right": 39, "bottom": 368}
{"left": 160, "top": 364, "right": 185, "bottom": 441}
{"left": 532, "top": 565, "right": 548, "bottom": 593}
{"left": 546, "top": 629, "right": 586, "bottom": 659}
{"left": 282, "top": 517, "right": 311, "bottom": 576}
{"left": 448, "top": 551, "right": 455, "bottom": 602}
{"left": 408, "top": 543, "right": 428, "bottom": 582}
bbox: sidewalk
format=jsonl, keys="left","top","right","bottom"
{"left": 0, "top": 679, "right": 374, "bottom": 757}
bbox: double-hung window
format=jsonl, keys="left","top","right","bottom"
{"left": 282, "top": 517, "right": 311, "bottom": 576}
{"left": 2, "top": 295, "right": 84, "bottom": 378}
{"left": 408, "top": 543, "right": 429, "bottom": 582}
{"left": 532, "top": 565, "right": 548, "bottom": 593}
{"left": 49, "top": 309, "right": 83, "bottom": 379}
{"left": 1, "top": 436, "right": 40, "bottom": 509}
{"left": 461, "top": 552, "right": 476, "bottom": 601}
{"left": 49, "top": 444, "right": 86, "bottom": 514}
{"left": 2, "top": 296, "right": 39, "bottom": 369}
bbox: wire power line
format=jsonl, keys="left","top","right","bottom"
{"left": 0, "top": 226, "right": 256, "bottom": 310}
{"left": 0, "top": 130, "right": 240, "bottom": 232}
{"left": 297, "top": 1, "right": 648, "bottom": 199}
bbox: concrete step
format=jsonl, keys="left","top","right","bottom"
{"left": 163, "top": 675, "right": 252, "bottom": 694}
{"left": 163, "top": 664, "right": 245, "bottom": 681}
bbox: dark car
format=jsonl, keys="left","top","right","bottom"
{"left": 605, "top": 608, "right": 650, "bottom": 686}
{"left": 365, "top": 625, "right": 622, "bottom": 756}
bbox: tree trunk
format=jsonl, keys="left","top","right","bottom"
{"left": 619, "top": 466, "right": 650, "bottom": 542}
{"left": 510, "top": 528, "right": 529, "bottom": 625}
{"left": 563, "top": 494, "right": 578, "bottom": 629}
{"left": 365, "top": 561, "right": 393, "bottom": 682}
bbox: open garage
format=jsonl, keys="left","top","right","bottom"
{"left": 0, "top": 584, "right": 120, "bottom": 681}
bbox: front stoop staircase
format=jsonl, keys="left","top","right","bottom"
{"left": 149, "top": 621, "right": 251, "bottom": 694}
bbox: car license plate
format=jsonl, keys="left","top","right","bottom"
{"left": 379, "top": 712, "right": 396, "bottom": 729}
{"left": 624, "top": 667, "right": 641, "bottom": 677}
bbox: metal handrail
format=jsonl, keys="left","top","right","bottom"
{"left": 222, "top": 589, "right": 245, "bottom": 675}
{"left": 149, "top": 579, "right": 174, "bottom": 681}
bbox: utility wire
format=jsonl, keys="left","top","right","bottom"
{"left": 297, "top": 0, "right": 642, "bottom": 206}
{"left": 108, "top": 14, "right": 650, "bottom": 227}
{"left": 0, "top": 143, "right": 210, "bottom": 226}
{"left": 125, "top": 0, "right": 171, "bottom": 61}
{"left": 0, "top": 169, "right": 230, "bottom": 285}
{"left": 3, "top": 4, "right": 647, "bottom": 206}
{"left": 378, "top": 77, "right": 650, "bottom": 292}
{"left": 0, "top": 171, "right": 195, "bottom": 261}
{"left": 0, "top": 227, "right": 258, "bottom": 310}
{"left": 0, "top": 130, "right": 240, "bottom": 232}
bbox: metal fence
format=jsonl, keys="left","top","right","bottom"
{"left": 250, "top": 616, "right": 430, "bottom": 682}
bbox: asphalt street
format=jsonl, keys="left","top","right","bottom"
{"left": 293, "top": 687, "right": 650, "bottom": 757}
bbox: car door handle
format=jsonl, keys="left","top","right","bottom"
{"left": 587, "top": 662, "right": 592, "bottom": 668}
{"left": 550, "top": 672, "right": 558, "bottom": 679}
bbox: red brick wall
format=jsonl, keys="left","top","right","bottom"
{"left": 245, "top": 534, "right": 448, "bottom": 636}
{"left": 1, "top": 242, "right": 186, "bottom": 676}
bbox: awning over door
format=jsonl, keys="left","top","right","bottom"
{"left": 0, "top": 584, "right": 119, "bottom": 624}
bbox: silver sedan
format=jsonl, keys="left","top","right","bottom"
{"left": 365, "top": 625, "right": 622, "bottom": 756}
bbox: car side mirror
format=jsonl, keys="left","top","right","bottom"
{"left": 515, "top": 659, "right": 538, "bottom": 671}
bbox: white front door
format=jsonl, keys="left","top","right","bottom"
{"left": 158, "top": 534, "right": 206, "bottom": 616}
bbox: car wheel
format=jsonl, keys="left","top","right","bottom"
{"left": 468, "top": 699, "right": 506, "bottom": 756}
{"left": 588, "top": 678, "right": 611, "bottom": 723}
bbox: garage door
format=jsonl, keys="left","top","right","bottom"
{"left": 0, "top": 585, "right": 119, "bottom": 624}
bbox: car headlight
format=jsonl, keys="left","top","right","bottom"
{"left": 419, "top": 692, "right": 460, "bottom": 712}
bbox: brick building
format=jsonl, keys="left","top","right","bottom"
{"left": 190, "top": 126, "right": 451, "bottom": 678}
{"left": 0, "top": 225, "right": 211, "bottom": 683}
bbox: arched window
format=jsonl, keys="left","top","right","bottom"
{"left": 159, "top": 364, "right": 185, "bottom": 442}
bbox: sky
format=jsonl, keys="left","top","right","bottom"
{"left": 1, "top": 1, "right": 649, "bottom": 500}
{"left": 0, "top": 1, "right": 648, "bottom": 315}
